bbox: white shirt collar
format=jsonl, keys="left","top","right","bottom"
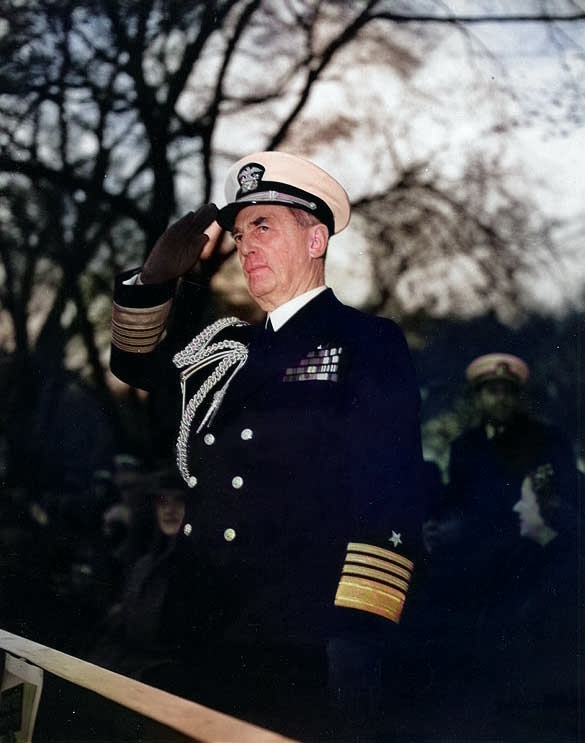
{"left": 267, "top": 286, "right": 327, "bottom": 331}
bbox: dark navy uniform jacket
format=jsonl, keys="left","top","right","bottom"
{"left": 111, "top": 272, "right": 425, "bottom": 653}
{"left": 447, "top": 415, "right": 579, "bottom": 551}
{"left": 426, "top": 414, "right": 580, "bottom": 618}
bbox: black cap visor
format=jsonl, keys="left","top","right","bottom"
{"left": 217, "top": 182, "right": 334, "bottom": 234}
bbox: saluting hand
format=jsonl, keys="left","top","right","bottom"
{"left": 140, "top": 203, "right": 220, "bottom": 284}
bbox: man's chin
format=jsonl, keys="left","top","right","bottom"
{"left": 247, "top": 278, "right": 276, "bottom": 304}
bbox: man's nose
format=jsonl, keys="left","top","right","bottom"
{"left": 239, "top": 238, "right": 255, "bottom": 257}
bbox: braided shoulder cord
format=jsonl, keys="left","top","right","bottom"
{"left": 173, "top": 317, "right": 249, "bottom": 487}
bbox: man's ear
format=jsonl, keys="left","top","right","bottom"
{"left": 308, "top": 224, "right": 329, "bottom": 258}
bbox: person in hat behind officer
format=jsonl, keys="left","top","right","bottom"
{"left": 404, "top": 354, "right": 580, "bottom": 739}
{"left": 109, "top": 151, "right": 425, "bottom": 740}
{"left": 445, "top": 353, "right": 578, "bottom": 544}
{"left": 423, "top": 352, "right": 579, "bottom": 574}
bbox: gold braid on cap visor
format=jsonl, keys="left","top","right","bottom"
{"left": 226, "top": 186, "right": 335, "bottom": 234}
{"left": 235, "top": 189, "right": 319, "bottom": 212}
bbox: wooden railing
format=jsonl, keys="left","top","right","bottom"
{"left": 0, "top": 630, "right": 301, "bottom": 743}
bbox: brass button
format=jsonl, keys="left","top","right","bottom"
{"left": 224, "top": 528, "right": 236, "bottom": 542}
{"left": 232, "top": 476, "right": 244, "bottom": 489}
{"left": 188, "top": 475, "right": 197, "bottom": 488}
{"left": 240, "top": 428, "right": 254, "bottom": 441}
{"left": 204, "top": 433, "right": 215, "bottom": 445}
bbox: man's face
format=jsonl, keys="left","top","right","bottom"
{"left": 474, "top": 379, "right": 520, "bottom": 424}
{"left": 232, "top": 205, "right": 326, "bottom": 312}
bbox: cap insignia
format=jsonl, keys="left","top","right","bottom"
{"left": 238, "top": 163, "right": 265, "bottom": 193}
{"left": 495, "top": 362, "right": 510, "bottom": 377}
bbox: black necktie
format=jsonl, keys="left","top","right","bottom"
{"left": 265, "top": 317, "right": 275, "bottom": 335}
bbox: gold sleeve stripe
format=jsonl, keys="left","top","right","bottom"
{"left": 112, "top": 301, "right": 172, "bottom": 327}
{"left": 111, "top": 330, "right": 165, "bottom": 351}
{"left": 343, "top": 553, "right": 412, "bottom": 582}
{"left": 112, "top": 323, "right": 167, "bottom": 352}
{"left": 113, "top": 326, "right": 167, "bottom": 343}
{"left": 111, "top": 300, "right": 172, "bottom": 353}
{"left": 347, "top": 541, "right": 414, "bottom": 571}
{"left": 334, "top": 541, "right": 413, "bottom": 623}
{"left": 341, "top": 564, "right": 410, "bottom": 593}
{"left": 335, "top": 576, "right": 405, "bottom": 623}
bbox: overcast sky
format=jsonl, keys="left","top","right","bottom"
{"left": 322, "top": 9, "right": 585, "bottom": 317}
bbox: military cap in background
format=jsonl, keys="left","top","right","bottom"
{"left": 217, "top": 151, "right": 351, "bottom": 235}
{"left": 465, "top": 353, "right": 529, "bottom": 387}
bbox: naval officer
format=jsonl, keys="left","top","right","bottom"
{"left": 446, "top": 353, "right": 578, "bottom": 549}
{"left": 110, "top": 151, "right": 425, "bottom": 740}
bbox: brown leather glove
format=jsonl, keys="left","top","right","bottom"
{"left": 140, "top": 203, "right": 219, "bottom": 284}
